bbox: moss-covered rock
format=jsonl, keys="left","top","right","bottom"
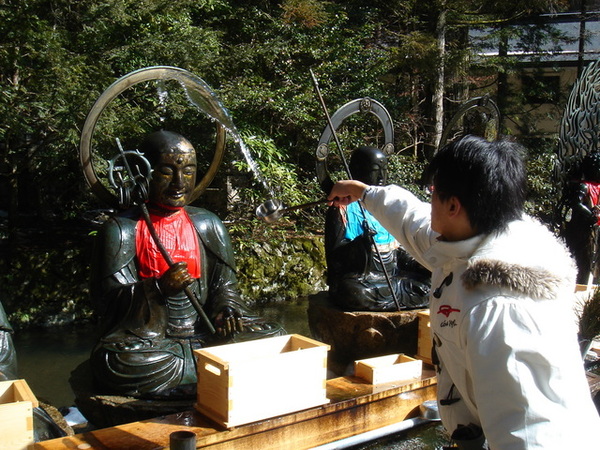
{"left": 234, "top": 234, "right": 327, "bottom": 303}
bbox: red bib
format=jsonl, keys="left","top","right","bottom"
{"left": 136, "top": 209, "right": 201, "bottom": 279}
{"left": 584, "top": 181, "right": 600, "bottom": 225}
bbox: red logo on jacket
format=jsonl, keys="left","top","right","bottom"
{"left": 437, "top": 305, "right": 460, "bottom": 318}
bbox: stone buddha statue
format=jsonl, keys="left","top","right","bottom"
{"left": 324, "top": 146, "right": 431, "bottom": 311}
{"left": 89, "top": 130, "right": 283, "bottom": 399}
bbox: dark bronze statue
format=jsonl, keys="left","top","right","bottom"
{"left": 90, "top": 131, "right": 282, "bottom": 399}
{"left": 0, "top": 301, "right": 17, "bottom": 381}
{"left": 555, "top": 60, "right": 600, "bottom": 285}
{"left": 324, "top": 146, "right": 431, "bottom": 311}
{"left": 562, "top": 152, "right": 600, "bottom": 284}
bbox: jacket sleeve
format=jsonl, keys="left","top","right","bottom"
{"left": 362, "top": 185, "right": 436, "bottom": 271}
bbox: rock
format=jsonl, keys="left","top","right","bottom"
{"left": 307, "top": 291, "right": 424, "bottom": 375}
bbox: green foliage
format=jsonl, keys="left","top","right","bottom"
{"left": 388, "top": 152, "right": 429, "bottom": 200}
{"left": 520, "top": 136, "right": 559, "bottom": 226}
{"left": 233, "top": 130, "right": 320, "bottom": 206}
{"left": 234, "top": 234, "right": 327, "bottom": 303}
{"left": 281, "top": 0, "right": 329, "bottom": 27}
{"left": 0, "top": 0, "right": 570, "bottom": 224}
{"left": 0, "top": 240, "right": 94, "bottom": 328}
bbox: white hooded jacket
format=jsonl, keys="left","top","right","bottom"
{"left": 363, "top": 184, "right": 600, "bottom": 449}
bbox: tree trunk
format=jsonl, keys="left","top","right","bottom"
{"left": 497, "top": 28, "right": 508, "bottom": 127}
{"left": 578, "top": 0, "right": 588, "bottom": 77}
{"left": 432, "top": 5, "right": 447, "bottom": 153}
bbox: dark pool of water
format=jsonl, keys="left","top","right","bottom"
{"left": 13, "top": 322, "right": 96, "bottom": 408}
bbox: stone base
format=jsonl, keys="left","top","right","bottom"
{"left": 69, "top": 360, "right": 194, "bottom": 429}
{"left": 34, "top": 402, "right": 74, "bottom": 441}
{"left": 308, "top": 292, "right": 425, "bottom": 374}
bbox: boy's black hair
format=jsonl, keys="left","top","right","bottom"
{"left": 425, "top": 135, "right": 527, "bottom": 235}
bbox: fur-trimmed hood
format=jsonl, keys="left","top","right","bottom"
{"left": 461, "top": 216, "right": 577, "bottom": 300}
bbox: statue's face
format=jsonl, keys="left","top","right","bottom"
{"left": 148, "top": 150, "right": 197, "bottom": 209}
{"left": 349, "top": 147, "right": 388, "bottom": 186}
{"left": 352, "top": 158, "right": 388, "bottom": 185}
{"left": 359, "top": 160, "right": 388, "bottom": 186}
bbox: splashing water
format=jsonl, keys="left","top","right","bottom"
{"left": 157, "top": 81, "right": 168, "bottom": 125}
{"left": 171, "top": 71, "right": 274, "bottom": 196}
{"left": 235, "top": 137, "right": 274, "bottom": 196}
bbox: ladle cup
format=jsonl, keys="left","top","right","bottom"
{"left": 256, "top": 198, "right": 328, "bottom": 223}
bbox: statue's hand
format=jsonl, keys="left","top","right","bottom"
{"left": 215, "top": 306, "right": 243, "bottom": 337}
{"left": 592, "top": 205, "right": 600, "bottom": 225}
{"left": 157, "top": 261, "right": 194, "bottom": 297}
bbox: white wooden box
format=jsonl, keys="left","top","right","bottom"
{"left": 354, "top": 353, "right": 422, "bottom": 385}
{"left": 417, "top": 310, "right": 432, "bottom": 364}
{"left": 194, "top": 334, "right": 330, "bottom": 428}
{"left": 0, "top": 379, "right": 39, "bottom": 450}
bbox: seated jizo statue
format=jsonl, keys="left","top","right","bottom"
{"left": 325, "top": 146, "right": 431, "bottom": 311}
{"left": 562, "top": 151, "right": 600, "bottom": 284}
{"left": 90, "top": 130, "right": 283, "bottom": 399}
{"left": 0, "top": 301, "right": 17, "bottom": 382}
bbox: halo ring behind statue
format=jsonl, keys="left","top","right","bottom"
{"left": 80, "top": 66, "right": 227, "bottom": 208}
{"left": 438, "top": 95, "right": 500, "bottom": 151}
{"left": 315, "top": 97, "right": 394, "bottom": 193}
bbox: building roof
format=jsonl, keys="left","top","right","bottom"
{"left": 471, "top": 12, "right": 600, "bottom": 65}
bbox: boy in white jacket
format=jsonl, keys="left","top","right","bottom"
{"left": 328, "top": 135, "right": 600, "bottom": 449}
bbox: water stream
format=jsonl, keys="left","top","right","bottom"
{"left": 175, "top": 69, "right": 275, "bottom": 197}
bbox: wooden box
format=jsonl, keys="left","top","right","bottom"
{"left": 417, "top": 310, "right": 432, "bottom": 364}
{"left": 354, "top": 353, "right": 422, "bottom": 385}
{"left": 194, "top": 334, "right": 330, "bottom": 428}
{"left": 0, "top": 379, "right": 39, "bottom": 450}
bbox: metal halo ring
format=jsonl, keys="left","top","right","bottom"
{"left": 438, "top": 95, "right": 500, "bottom": 151}
{"left": 315, "top": 97, "right": 394, "bottom": 193}
{"left": 80, "top": 66, "right": 227, "bottom": 208}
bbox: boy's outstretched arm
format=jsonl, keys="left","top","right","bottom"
{"left": 327, "top": 180, "right": 368, "bottom": 207}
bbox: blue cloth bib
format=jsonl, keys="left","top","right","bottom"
{"left": 343, "top": 201, "right": 395, "bottom": 245}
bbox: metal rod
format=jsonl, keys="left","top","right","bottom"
{"left": 310, "top": 417, "right": 430, "bottom": 449}
{"left": 309, "top": 69, "right": 402, "bottom": 311}
{"left": 282, "top": 199, "right": 328, "bottom": 213}
{"left": 310, "top": 70, "right": 353, "bottom": 179}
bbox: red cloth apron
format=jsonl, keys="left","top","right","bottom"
{"left": 135, "top": 208, "right": 201, "bottom": 279}
{"left": 584, "top": 181, "right": 600, "bottom": 225}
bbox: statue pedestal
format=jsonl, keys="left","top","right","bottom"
{"left": 307, "top": 292, "right": 425, "bottom": 376}
{"left": 69, "top": 361, "right": 194, "bottom": 429}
